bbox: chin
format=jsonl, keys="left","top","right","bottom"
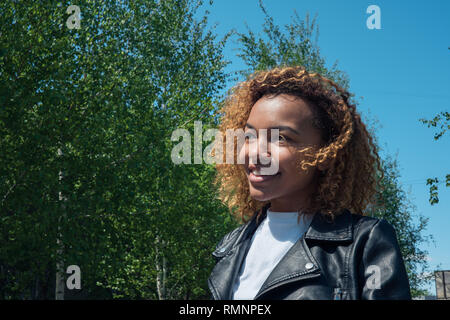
{"left": 249, "top": 189, "right": 275, "bottom": 202}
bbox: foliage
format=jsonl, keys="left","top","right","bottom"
{"left": 0, "top": 0, "right": 236, "bottom": 299}
{"left": 419, "top": 111, "right": 449, "bottom": 205}
{"left": 234, "top": 0, "right": 350, "bottom": 91}
{"left": 367, "top": 155, "right": 434, "bottom": 297}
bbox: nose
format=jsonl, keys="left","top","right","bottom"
{"left": 247, "top": 132, "right": 271, "bottom": 166}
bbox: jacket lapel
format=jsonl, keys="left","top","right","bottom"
{"left": 253, "top": 234, "right": 321, "bottom": 299}
{"left": 208, "top": 210, "right": 263, "bottom": 300}
{"left": 254, "top": 209, "right": 354, "bottom": 299}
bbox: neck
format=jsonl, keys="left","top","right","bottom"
{"left": 269, "top": 187, "right": 314, "bottom": 213}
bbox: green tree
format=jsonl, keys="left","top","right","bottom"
{"left": 234, "top": 1, "right": 350, "bottom": 91}
{"left": 419, "top": 111, "right": 450, "bottom": 205}
{"left": 0, "top": 0, "right": 236, "bottom": 299}
{"left": 367, "top": 154, "right": 434, "bottom": 297}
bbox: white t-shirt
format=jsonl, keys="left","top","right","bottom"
{"left": 232, "top": 208, "right": 314, "bottom": 300}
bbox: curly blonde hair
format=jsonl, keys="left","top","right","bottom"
{"left": 213, "top": 66, "right": 384, "bottom": 223}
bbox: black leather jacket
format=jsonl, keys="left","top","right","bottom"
{"left": 208, "top": 205, "right": 411, "bottom": 300}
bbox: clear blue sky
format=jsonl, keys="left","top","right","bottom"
{"left": 201, "top": 0, "right": 450, "bottom": 294}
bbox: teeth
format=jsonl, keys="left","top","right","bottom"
{"left": 250, "top": 168, "right": 280, "bottom": 176}
{"left": 252, "top": 168, "right": 262, "bottom": 175}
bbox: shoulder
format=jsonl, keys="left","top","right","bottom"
{"left": 212, "top": 223, "right": 248, "bottom": 258}
{"left": 348, "top": 211, "right": 399, "bottom": 244}
{"left": 305, "top": 209, "right": 392, "bottom": 242}
{"left": 218, "top": 223, "right": 246, "bottom": 246}
{"left": 350, "top": 211, "right": 395, "bottom": 232}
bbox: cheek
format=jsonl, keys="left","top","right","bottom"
{"left": 277, "top": 148, "right": 299, "bottom": 173}
{"left": 279, "top": 148, "right": 315, "bottom": 179}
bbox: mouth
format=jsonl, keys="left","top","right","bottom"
{"left": 247, "top": 167, "right": 281, "bottom": 183}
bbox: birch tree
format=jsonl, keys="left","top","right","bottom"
{"left": 0, "top": 0, "right": 236, "bottom": 299}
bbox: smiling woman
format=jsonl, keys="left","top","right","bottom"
{"left": 208, "top": 66, "right": 412, "bottom": 300}
{"left": 214, "top": 66, "right": 379, "bottom": 222}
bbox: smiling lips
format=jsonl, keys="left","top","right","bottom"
{"left": 247, "top": 166, "right": 281, "bottom": 183}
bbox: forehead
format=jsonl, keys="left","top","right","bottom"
{"left": 248, "top": 94, "right": 315, "bottom": 128}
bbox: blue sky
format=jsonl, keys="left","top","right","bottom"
{"left": 201, "top": 0, "right": 450, "bottom": 294}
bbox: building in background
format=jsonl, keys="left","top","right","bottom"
{"left": 435, "top": 270, "right": 450, "bottom": 300}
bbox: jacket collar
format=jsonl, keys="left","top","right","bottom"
{"left": 211, "top": 208, "right": 262, "bottom": 259}
{"left": 305, "top": 208, "right": 353, "bottom": 241}
{"left": 213, "top": 204, "right": 354, "bottom": 256}
{"left": 255, "top": 204, "right": 354, "bottom": 241}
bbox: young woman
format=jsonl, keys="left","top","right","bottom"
{"left": 208, "top": 66, "right": 411, "bottom": 300}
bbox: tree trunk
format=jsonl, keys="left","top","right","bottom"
{"left": 32, "top": 275, "right": 39, "bottom": 299}
{"left": 55, "top": 148, "right": 65, "bottom": 300}
{"left": 155, "top": 235, "right": 167, "bottom": 300}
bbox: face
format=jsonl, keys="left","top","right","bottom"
{"left": 239, "top": 94, "right": 324, "bottom": 212}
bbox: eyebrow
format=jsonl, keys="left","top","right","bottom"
{"left": 245, "top": 123, "right": 301, "bottom": 136}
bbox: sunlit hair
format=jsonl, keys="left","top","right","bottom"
{"left": 213, "top": 66, "right": 385, "bottom": 223}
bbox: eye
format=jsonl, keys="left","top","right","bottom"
{"left": 278, "top": 134, "right": 290, "bottom": 142}
{"left": 244, "top": 132, "right": 257, "bottom": 141}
